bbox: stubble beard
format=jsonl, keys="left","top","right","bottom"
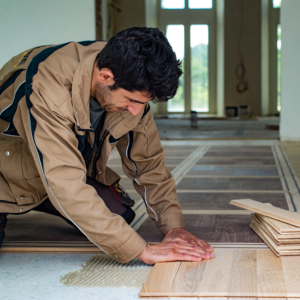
{"left": 94, "top": 81, "right": 113, "bottom": 111}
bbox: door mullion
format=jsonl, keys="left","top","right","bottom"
{"left": 184, "top": 23, "right": 191, "bottom": 114}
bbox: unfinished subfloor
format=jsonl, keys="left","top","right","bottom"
{"left": 1, "top": 122, "right": 300, "bottom": 299}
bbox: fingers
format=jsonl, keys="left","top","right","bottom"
{"left": 138, "top": 241, "right": 215, "bottom": 265}
{"left": 196, "top": 239, "right": 215, "bottom": 253}
{"left": 171, "top": 239, "right": 213, "bottom": 259}
{"left": 170, "top": 252, "right": 202, "bottom": 263}
{"left": 170, "top": 241, "right": 213, "bottom": 260}
{"left": 174, "top": 247, "right": 211, "bottom": 260}
{"left": 187, "top": 237, "right": 214, "bottom": 254}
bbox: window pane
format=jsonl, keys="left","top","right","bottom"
{"left": 273, "top": 0, "right": 281, "bottom": 8}
{"left": 277, "top": 25, "right": 281, "bottom": 111}
{"left": 190, "top": 25, "right": 209, "bottom": 112}
{"left": 189, "top": 0, "right": 212, "bottom": 9}
{"left": 161, "top": 0, "right": 185, "bottom": 9}
{"left": 166, "top": 25, "right": 185, "bottom": 112}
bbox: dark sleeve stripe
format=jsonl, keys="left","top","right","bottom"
{"left": 109, "top": 135, "right": 120, "bottom": 144}
{"left": 78, "top": 41, "right": 98, "bottom": 46}
{"left": 25, "top": 43, "right": 70, "bottom": 89}
{"left": 1, "top": 123, "right": 20, "bottom": 137}
{"left": 141, "top": 104, "right": 151, "bottom": 120}
{"left": 0, "top": 70, "right": 24, "bottom": 95}
{"left": 25, "top": 42, "right": 71, "bottom": 181}
{"left": 0, "top": 81, "right": 25, "bottom": 123}
{"left": 76, "top": 133, "right": 86, "bottom": 153}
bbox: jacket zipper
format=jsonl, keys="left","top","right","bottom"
{"left": 92, "top": 129, "right": 109, "bottom": 179}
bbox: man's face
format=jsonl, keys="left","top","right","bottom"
{"left": 93, "top": 81, "right": 152, "bottom": 116}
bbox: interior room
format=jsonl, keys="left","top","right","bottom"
{"left": 1, "top": 0, "right": 300, "bottom": 299}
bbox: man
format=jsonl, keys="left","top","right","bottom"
{"left": 0, "top": 27, "right": 214, "bottom": 264}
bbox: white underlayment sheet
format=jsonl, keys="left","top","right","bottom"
{"left": 60, "top": 254, "right": 153, "bottom": 288}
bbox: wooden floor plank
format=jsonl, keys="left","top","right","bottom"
{"left": 187, "top": 165, "right": 279, "bottom": 176}
{"left": 282, "top": 256, "right": 300, "bottom": 297}
{"left": 257, "top": 250, "right": 286, "bottom": 297}
{"left": 250, "top": 223, "right": 300, "bottom": 256}
{"left": 196, "top": 157, "right": 276, "bottom": 166}
{"left": 177, "top": 192, "right": 289, "bottom": 210}
{"left": 258, "top": 214, "right": 300, "bottom": 233}
{"left": 137, "top": 214, "right": 264, "bottom": 243}
{"left": 203, "top": 151, "right": 274, "bottom": 158}
{"left": 209, "top": 146, "right": 272, "bottom": 152}
{"left": 139, "top": 262, "right": 181, "bottom": 297}
{"left": 171, "top": 261, "right": 207, "bottom": 296}
{"left": 195, "top": 249, "right": 233, "bottom": 296}
{"left": 177, "top": 177, "right": 283, "bottom": 191}
{"left": 230, "top": 199, "right": 300, "bottom": 227}
{"left": 254, "top": 214, "right": 300, "bottom": 240}
{"left": 227, "top": 250, "right": 258, "bottom": 297}
{"left": 139, "top": 249, "right": 300, "bottom": 298}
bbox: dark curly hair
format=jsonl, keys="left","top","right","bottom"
{"left": 95, "top": 27, "right": 182, "bottom": 102}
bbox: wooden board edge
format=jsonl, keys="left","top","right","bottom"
{"left": 230, "top": 200, "right": 300, "bottom": 228}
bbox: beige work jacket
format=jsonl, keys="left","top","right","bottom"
{"left": 0, "top": 41, "right": 184, "bottom": 263}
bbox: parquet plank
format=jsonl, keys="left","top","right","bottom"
{"left": 196, "top": 249, "right": 233, "bottom": 296}
{"left": 230, "top": 199, "right": 300, "bottom": 227}
{"left": 254, "top": 214, "right": 300, "bottom": 240}
{"left": 177, "top": 178, "right": 283, "bottom": 191}
{"left": 252, "top": 217, "right": 300, "bottom": 249}
{"left": 171, "top": 249, "right": 233, "bottom": 297}
{"left": 137, "top": 214, "right": 263, "bottom": 243}
{"left": 282, "top": 256, "right": 300, "bottom": 297}
{"left": 258, "top": 214, "right": 300, "bottom": 233}
{"left": 171, "top": 261, "right": 207, "bottom": 296}
{"left": 257, "top": 250, "right": 286, "bottom": 297}
{"left": 227, "top": 250, "right": 258, "bottom": 297}
{"left": 140, "top": 249, "right": 300, "bottom": 298}
{"left": 139, "top": 262, "right": 181, "bottom": 297}
{"left": 250, "top": 223, "right": 300, "bottom": 256}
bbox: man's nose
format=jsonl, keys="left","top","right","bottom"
{"left": 127, "top": 104, "right": 144, "bottom": 116}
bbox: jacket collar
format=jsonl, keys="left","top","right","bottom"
{"left": 71, "top": 52, "right": 99, "bottom": 130}
{"left": 103, "top": 108, "right": 145, "bottom": 139}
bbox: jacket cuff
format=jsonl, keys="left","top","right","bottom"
{"left": 107, "top": 231, "right": 147, "bottom": 264}
{"left": 157, "top": 212, "right": 185, "bottom": 236}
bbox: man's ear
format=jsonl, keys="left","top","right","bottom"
{"left": 98, "top": 68, "right": 115, "bottom": 85}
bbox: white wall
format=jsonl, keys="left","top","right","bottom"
{"left": 0, "top": 0, "right": 95, "bottom": 68}
{"left": 280, "top": 0, "right": 300, "bottom": 140}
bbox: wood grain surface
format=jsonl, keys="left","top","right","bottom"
{"left": 139, "top": 262, "right": 181, "bottom": 297}
{"left": 250, "top": 223, "right": 300, "bottom": 256}
{"left": 256, "top": 250, "right": 286, "bottom": 297}
{"left": 137, "top": 214, "right": 264, "bottom": 243}
{"left": 196, "top": 157, "right": 276, "bottom": 166}
{"left": 177, "top": 178, "right": 283, "bottom": 191}
{"left": 230, "top": 199, "right": 300, "bottom": 227}
{"left": 282, "top": 256, "right": 300, "bottom": 297}
{"left": 139, "top": 249, "right": 300, "bottom": 298}
{"left": 177, "top": 192, "right": 288, "bottom": 210}
{"left": 228, "top": 250, "right": 258, "bottom": 297}
{"left": 254, "top": 214, "right": 300, "bottom": 240}
{"left": 186, "top": 165, "right": 279, "bottom": 176}
{"left": 203, "top": 151, "right": 274, "bottom": 158}
{"left": 257, "top": 214, "right": 300, "bottom": 233}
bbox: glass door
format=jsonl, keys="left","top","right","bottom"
{"left": 159, "top": 0, "right": 216, "bottom": 114}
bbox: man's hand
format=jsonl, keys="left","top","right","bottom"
{"left": 163, "top": 227, "right": 214, "bottom": 254}
{"left": 137, "top": 228, "right": 214, "bottom": 265}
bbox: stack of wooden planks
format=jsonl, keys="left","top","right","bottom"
{"left": 230, "top": 199, "right": 300, "bottom": 256}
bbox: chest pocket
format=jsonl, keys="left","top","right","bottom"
{"left": 0, "top": 141, "right": 46, "bottom": 205}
